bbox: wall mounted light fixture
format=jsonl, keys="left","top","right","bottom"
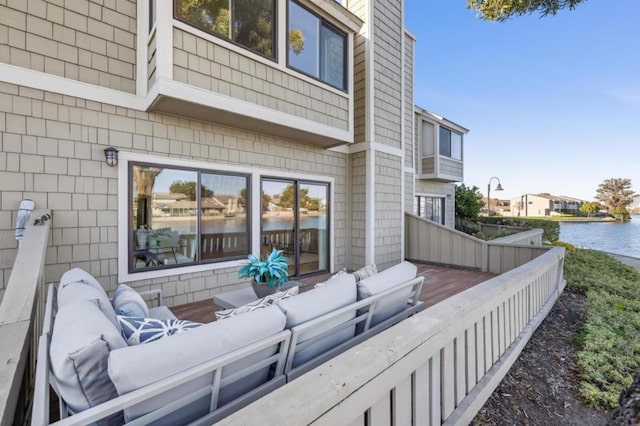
{"left": 104, "top": 146, "right": 119, "bottom": 167}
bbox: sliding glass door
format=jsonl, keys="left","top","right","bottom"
{"left": 261, "top": 178, "right": 329, "bottom": 276}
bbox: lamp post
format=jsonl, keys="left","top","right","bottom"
{"left": 487, "top": 177, "right": 504, "bottom": 216}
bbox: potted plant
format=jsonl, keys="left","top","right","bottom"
{"left": 238, "top": 248, "right": 289, "bottom": 298}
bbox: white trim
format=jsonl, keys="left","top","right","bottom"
{"left": 403, "top": 166, "right": 415, "bottom": 175}
{"left": 0, "top": 63, "right": 145, "bottom": 109}
{"left": 157, "top": 78, "right": 352, "bottom": 143}
{"left": 404, "top": 28, "right": 417, "bottom": 41}
{"left": 117, "top": 151, "right": 336, "bottom": 283}
{"left": 400, "top": 5, "right": 406, "bottom": 261}
{"left": 365, "top": 0, "right": 375, "bottom": 265}
{"left": 136, "top": 0, "right": 148, "bottom": 97}
{"left": 341, "top": 141, "right": 403, "bottom": 158}
{"left": 155, "top": 0, "right": 173, "bottom": 80}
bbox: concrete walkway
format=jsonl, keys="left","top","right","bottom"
{"left": 604, "top": 252, "right": 640, "bottom": 273}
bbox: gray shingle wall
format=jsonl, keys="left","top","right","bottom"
{"left": 0, "top": 81, "right": 348, "bottom": 305}
{"left": 372, "top": 0, "right": 402, "bottom": 150}
{"left": 404, "top": 34, "right": 414, "bottom": 168}
{"left": 0, "top": 1, "right": 137, "bottom": 93}
{"left": 374, "top": 151, "right": 402, "bottom": 269}
{"left": 172, "top": 28, "right": 350, "bottom": 131}
{"left": 349, "top": 151, "right": 366, "bottom": 268}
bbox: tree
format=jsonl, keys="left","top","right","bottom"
{"left": 579, "top": 201, "right": 601, "bottom": 218}
{"left": 455, "top": 184, "right": 485, "bottom": 222}
{"left": 466, "top": 0, "right": 587, "bottom": 22}
{"left": 595, "top": 178, "right": 636, "bottom": 212}
{"left": 169, "top": 181, "right": 214, "bottom": 201}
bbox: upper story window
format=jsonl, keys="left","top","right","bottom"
{"left": 288, "top": 0, "right": 347, "bottom": 90}
{"left": 175, "top": 0, "right": 276, "bottom": 59}
{"left": 439, "top": 127, "right": 462, "bottom": 161}
{"left": 130, "top": 163, "right": 250, "bottom": 273}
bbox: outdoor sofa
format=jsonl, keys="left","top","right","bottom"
{"left": 32, "top": 261, "right": 424, "bottom": 425}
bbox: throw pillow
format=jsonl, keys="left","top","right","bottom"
{"left": 215, "top": 286, "right": 299, "bottom": 320}
{"left": 117, "top": 316, "right": 203, "bottom": 345}
{"left": 352, "top": 264, "right": 378, "bottom": 283}
{"left": 112, "top": 284, "right": 149, "bottom": 318}
{"left": 314, "top": 268, "right": 348, "bottom": 288}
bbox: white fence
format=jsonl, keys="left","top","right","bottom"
{"left": 0, "top": 210, "right": 51, "bottom": 425}
{"left": 221, "top": 247, "right": 566, "bottom": 425}
{"left": 406, "top": 213, "right": 546, "bottom": 273}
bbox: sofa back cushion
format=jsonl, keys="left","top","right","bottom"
{"left": 49, "top": 299, "right": 127, "bottom": 420}
{"left": 112, "top": 284, "right": 149, "bottom": 318}
{"left": 277, "top": 273, "right": 357, "bottom": 367}
{"left": 108, "top": 305, "right": 287, "bottom": 425}
{"left": 357, "top": 261, "right": 418, "bottom": 327}
{"left": 57, "top": 268, "right": 119, "bottom": 328}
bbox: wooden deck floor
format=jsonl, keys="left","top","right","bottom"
{"left": 171, "top": 263, "right": 497, "bottom": 323}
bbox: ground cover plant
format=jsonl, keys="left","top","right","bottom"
{"left": 563, "top": 249, "right": 640, "bottom": 410}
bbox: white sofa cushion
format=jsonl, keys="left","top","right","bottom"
{"left": 108, "top": 305, "right": 287, "bottom": 425}
{"left": 50, "top": 299, "right": 127, "bottom": 418}
{"left": 277, "top": 273, "right": 357, "bottom": 367}
{"left": 60, "top": 267, "right": 106, "bottom": 292}
{"left": 112, "top": 284, "right": 149, "bottom": 318}
{"left": 357, "top": 261, "right": 418, "bottom": 327}
{"left": 57, "top": 278, "right": 119, "bottom": 329}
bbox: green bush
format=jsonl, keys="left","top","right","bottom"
{"left": 479, "top": 217, "right": 560, "bottom": 243}
{"left": 551, "top": 241, "right": 577, "bottom": 252}
{"left": 564, "top": 249, "right": 640, "bottom": 410}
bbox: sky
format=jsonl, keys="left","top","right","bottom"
{"left": 405, "top": 0, "right": 640, "bottom": 202}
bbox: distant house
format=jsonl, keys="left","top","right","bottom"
{"left": 510, "top": 193, "right": 585, "bottom": 217}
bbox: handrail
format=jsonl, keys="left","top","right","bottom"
{"left": 0, "top": 209, "right": 51, "bottom": 425}
{"left": 220, "top": 247, "right": 566, "bottom": 425}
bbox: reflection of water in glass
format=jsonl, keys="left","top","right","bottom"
{"left": 559, "top": 215, "right": 640, "bottom": 258}
{"left": 154, "top": 215, "right": 326, "bottom": 234}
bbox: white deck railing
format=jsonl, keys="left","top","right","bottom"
{"left": 0, "top": 210, "right": 51, "bottom": 425}
{"left": 220, "top": 246, "right": 566, "bottom": 425}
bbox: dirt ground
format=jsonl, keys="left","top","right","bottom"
{"left": 471, "top": 291, "right": 609, "bottom": 426}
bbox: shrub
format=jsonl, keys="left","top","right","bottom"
{"left": 564, "top": 249, "right": 640, "bottom": 410}
{"left": 479, "top": 216, "right": 560, "bottom": 243}
{"left": 551, "top": 241, "right": 577, "bottom": 252}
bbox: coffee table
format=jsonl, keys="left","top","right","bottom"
{"left": 213, "top": 280, "right": 304, "bottom": 310}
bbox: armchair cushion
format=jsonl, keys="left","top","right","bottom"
{"left": 50, "top": 300, "right": 127, "bottom": 416}
{"left": 352, "top": 263, "right": 377, "bottom": 282}
{"left": 57, "top": 278, "right": 119, "bottom": 329}
{"left": 113, "top": 284, "right": 149, "bottom": 318}
{"left": 357, "top": 261, "right": 418, "bottom": 327}
{"left": 277, "top": 274, "right": 357, "bottom": 366}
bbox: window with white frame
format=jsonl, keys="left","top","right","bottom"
{"left": 415, "top": 195, "right": 445, "bottom": 225}
{"left": 439, "top": 127, "right": 462, "bottom": 161}
{"left": 129, "top": 162, "right": 250, "bottom": 273}
{"left": 288, "top": 0, "right": 347, "bottom": 90}
{"left": 175, "top": 0, "right": 276, "bottom": 59}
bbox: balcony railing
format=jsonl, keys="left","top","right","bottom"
{"left": 220, "top": 246, "right": 566, "bottom": 425}
{"left": 0, "top": 210, "right": 51, "bottom": 425}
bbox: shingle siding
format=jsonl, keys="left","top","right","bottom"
{"left": 0, "top": 1, "right": 137, "bottom": 93}
{"left": 172, "top": 28, "right": 350, "bottom": 132}
{"left": 374, "top": 151, "right": 402, "bottom": 270}
{"left": 0, "top": 81, "right": 348, "bottom": 305}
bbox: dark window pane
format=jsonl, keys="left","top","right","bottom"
{"left": 451, "top": 132, "right": 462, "bottom": 160}
{"left": 320, "top": 24, "right": 345, "bottom": 89}
{"left": 234, "top": 0, "right": 275, "bottom": 57}
{"left": 200, "top": 173, "right": 249, "bottom": 260}
{"left": 176, "top": 0, "right": 230, "bottom": 38}
{"left": 288, "top": 1, "right": 319, "bottom": 77}
{"left": 439, "top": 127, "right": 451, "bottom": 158}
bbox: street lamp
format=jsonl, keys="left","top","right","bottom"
{"left": 487, "top": 177, "right": 504, "bottom": 216}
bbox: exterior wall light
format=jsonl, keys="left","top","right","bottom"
{"left": 104, "top": 146, "right": 119, "bottom": 167}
